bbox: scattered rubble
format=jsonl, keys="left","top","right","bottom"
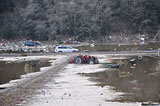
{"left": 106, "top": 63, "right": 120, "bottom": 68}
{"left": 141, "top": 102, "right": 160, "bottom": 106}
{"left": 0, "top": 40, "right": 54, "bottom": 53}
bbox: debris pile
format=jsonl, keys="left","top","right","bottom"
{"left": 68, "top": 54, "right": 99, "bottom": 64}
{"left": 106, "top": 63, "right": 120, "bottom": 68}
{"left": 141, "top": 102, "right": 160, "bottom": 106}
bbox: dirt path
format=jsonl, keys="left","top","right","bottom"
{"left": 21, "top": 64, "right": 140, "bottom": 106}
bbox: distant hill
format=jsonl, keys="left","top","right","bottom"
{"left": 0, "top": 0, "right": 160, "bottom": 42}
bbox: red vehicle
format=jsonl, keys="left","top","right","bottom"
{"left": 68, "top": 55, "right": 99, "bottom": 64}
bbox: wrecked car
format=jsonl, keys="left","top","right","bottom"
{"left": 68, "top": 55, "right": 99, "bottom": 64}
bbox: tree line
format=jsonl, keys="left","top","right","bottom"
{"left": 0, "top": 0, "right": 160, "bottom": 41}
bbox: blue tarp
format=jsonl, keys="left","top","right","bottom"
{"left": 153, "top": 49, "right": 159, "bottom": 52}
{"left": 25, "top": 41, "right": 37, "bottom": 46}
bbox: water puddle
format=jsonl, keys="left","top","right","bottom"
{"left": 84, "top": 56, "right": 160, "bottom": 103}
{"left": 0, "top": 59, "right": 52, "bottom": 85}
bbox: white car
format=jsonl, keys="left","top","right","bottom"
{"left": 54, "top": 46, "right": 79, "bottom": 53}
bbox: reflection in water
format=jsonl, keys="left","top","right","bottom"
{"left": 24, "top": 63, "right": 37, "bottom": 73}
{"left": 85, "top": 56, "right": 160, "bottom": 103}
{"left": 0, "top": 60, "right": 51, "bottom": 85}
{"left": 119, "top": 71, "right": 132, "bottom": 78}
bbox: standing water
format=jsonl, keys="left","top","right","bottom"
{"left": 85, "top": 56, "right": 160, "bottom": 103}
{"left": 0, "top": 60, "right": 51, "bottom": 85}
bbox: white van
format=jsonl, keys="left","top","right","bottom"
{"left": 54, "top": 46, "right": 79, "bottom": 53}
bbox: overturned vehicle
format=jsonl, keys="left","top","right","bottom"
{"left": 68, "top": 55, "right": 99, "bottom": 64}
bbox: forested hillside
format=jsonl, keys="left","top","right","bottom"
{"left": 0, "top": 0, "right": 160, "bottom": 41}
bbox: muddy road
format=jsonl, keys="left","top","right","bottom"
{"left": 0, "top": 52, "right": 160, "bottom": 106}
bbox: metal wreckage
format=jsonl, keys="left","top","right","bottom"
{"left": 68, "top": 54, "right": 99, "bottom": 64}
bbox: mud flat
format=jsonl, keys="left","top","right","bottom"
{"left": 0, "top": 55, "right": 68, "bottom": 106}
{"left": 85, "top": 56, "right": 160, "bottom": 103}
{"left": 20, "top": 60, "right": 140, "bottom": 106}
{"left": 0, "top": 53, "right": 159, "bottom": 106}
